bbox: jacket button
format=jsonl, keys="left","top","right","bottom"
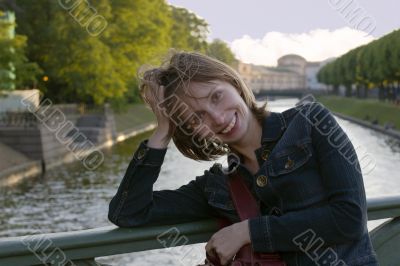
{"left": 256, "top": 175, "right": 268, "bottom": 187}
{"left": 271, "top": 207, "right": 282, "bottom": 216}
{"left": 285, "top": 157, "right": 294, "bottom": 169}
{"left": 136, "top": 148, "right": 147, "bottom": 159}
{"left": 261, "top": 148, "right": 270, "bottom": 160}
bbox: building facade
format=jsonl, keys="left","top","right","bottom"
{"left": 237, "top": 54, "right": 329, "bottom": 93}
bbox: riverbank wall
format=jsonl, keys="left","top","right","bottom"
{"left": 333, "top": 112, "right": 400, "bottom": 140}
{"left": 0, "top": 104, "right": 156, "bottom": 187}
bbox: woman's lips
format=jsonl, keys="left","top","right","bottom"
{"left": 220, "top": 112, "right": 238, "bottom": 136}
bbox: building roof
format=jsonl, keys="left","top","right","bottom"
{"left": 278, "top": 54, "right": 306, "bottom": 61}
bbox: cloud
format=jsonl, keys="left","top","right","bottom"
{"left": 230, "top": 27, "right": 375, "bottom": 66}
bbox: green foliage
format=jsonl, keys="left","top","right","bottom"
{"left": 317, "top": 29, "right": 400, "bottom": 98}
{"left": 106, "top": 0, "right": 173, "bottom": 104}
{"left": 206, "top": 39, "right": 237, "bottom": 67}
{"left": 12, "top": 0, "right": 169, "bottom": 104}
{"left": 9, "top": 1, "right": 236, "bottom": 105}
{"left": 170, "top": 6, "right": 209, "bottom": 53}
{"left": 0, "top": 10, "right": 42, "bottom": 91}
{"left": 14, "top": 0, "right": 125, "bottom": 104}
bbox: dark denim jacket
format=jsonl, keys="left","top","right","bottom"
{"left": 108, "top": 102, "right": 378, "bottom": 266}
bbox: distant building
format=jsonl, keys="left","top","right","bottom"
{"left": 238, "top": 54, "right": 330, "bottom": 93}
{"left": 305, "top": 57, "right": 337, "bottom": 91}
{"left": 305, "top": 62, "right": 326, "bottom": 90}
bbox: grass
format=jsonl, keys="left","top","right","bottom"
{"left": 316, "top": 96, "right": 400, "bottom": 130}
{"left": 113, "top": 104, "right": 155, "bottom": 133}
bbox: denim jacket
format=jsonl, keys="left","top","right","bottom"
{"left": 108, "top": 102, "right": 378, "bottom": 266}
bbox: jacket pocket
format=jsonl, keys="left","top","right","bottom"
{"left": 204, "top": 175, "right": 235, "bottom": 211}
{"left": 207, "top": 189, "right": 235, "bottom": 211}
{"left": 268, "top": 140, "right": 313, "bottom": 177}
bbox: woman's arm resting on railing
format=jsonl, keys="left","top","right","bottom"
{"left": 108, "top": 139, "right": 213, "bottom": 227}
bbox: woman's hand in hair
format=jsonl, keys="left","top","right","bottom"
{"left": 144, "top": 84, "right": 169, "bottom": 129}
{"left": 144, "top": 84, "right": 172, "bottom": 149}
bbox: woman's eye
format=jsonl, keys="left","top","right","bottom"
{"left": 212, "top": 91, "right": 222, "bottom": 102}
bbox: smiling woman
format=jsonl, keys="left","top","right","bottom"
{"left": 108, "top": 51, "right": 379, "bottom": 266}
{"left": 138, "top": 52, "right": 267, "bottom": 162}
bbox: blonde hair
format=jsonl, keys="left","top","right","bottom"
{"left": 139, "top": 51, "right": 267, "bottom": 161}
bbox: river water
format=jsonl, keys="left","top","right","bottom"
{"left": 1, "top": 98, "right": 399, "bottom": 265}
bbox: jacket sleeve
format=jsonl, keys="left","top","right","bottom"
{"left": 108, "top": 139, "right": 214, "bottom": 227}
{"left": 248, "top": 102, "right": 368, "bottom": 252}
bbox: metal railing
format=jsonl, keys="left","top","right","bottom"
{"left": 1, "top": 196, "right": 400, "bottom": 266}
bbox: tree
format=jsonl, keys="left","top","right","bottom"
{"left": 105, "top": 0, "right": 173, "bottom": 103}
{"left": 206, "top": 39, "right": 237, "bottom": 67}
{"left": 12, "top": 1, "right": 215, "bottom": 104}
{"left": 14, "top": 0, "right": 131, "bottom": 104}
{"left": 170, "top": 6, "right": 209, "bottom": 53}
{"left": 317, "top": 29, "right": 400, "bottom": 100}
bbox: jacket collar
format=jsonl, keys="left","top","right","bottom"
{"left": 226, "top": 111, "right": 287, "bottom": 171}
{"left": 260, "top": 112, "right": 287, "bottom": 143}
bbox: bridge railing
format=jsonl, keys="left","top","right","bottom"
{"left": 1, "top": 196, "right": 400, "bottom": 266}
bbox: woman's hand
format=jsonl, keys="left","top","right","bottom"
{"left": 205, "top": 220, "right": 251, "bottom": 265}
{"left": 143, "top": 83, "right": 172, "bottom": 149}
{"left": 144, "top": 84, "right": 170, "bottom": 131}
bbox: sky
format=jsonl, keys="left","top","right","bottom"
{"left": 167, "top": 0, "right": 399, "bottom": 66}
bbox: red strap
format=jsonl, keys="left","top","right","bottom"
{"left": 228, "top": 170, "right": 260, "bottom": 220}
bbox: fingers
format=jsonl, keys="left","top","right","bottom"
{"left": 145, "top": 84, "right": 165, "bottom": 106}
{"left": 205, "top": 240, "right": 218, "bottom": 262}
{"left": 205, "top": 240, "right": 214, "bottom": 258}
{"left": 206, "top": 251, "right": 219, "bottom": 266}
{"left": 206, "top": 239, "right": 226, "bottom": 265}
{"left": 153, "top": 85, "right": 165, "bottom": 103}
{"left": 145, "top": 85, "right": 167, "bottom": 118}
{"left": 206, "top": 235, "right": 236, "bottom": 266}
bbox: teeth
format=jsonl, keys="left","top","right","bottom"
{"left": 221, "top": 114, "right": 236, "bottom": 134}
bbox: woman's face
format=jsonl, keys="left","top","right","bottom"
{"left": 182, "top": 79, "right": 252, "bottom": 145}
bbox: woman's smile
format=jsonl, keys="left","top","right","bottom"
{"left": 219, "top": 112, "right": 239, "bottom": 136}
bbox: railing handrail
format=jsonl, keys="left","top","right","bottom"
{"left": 366, "top": 195, "right": 400, "bottom": 220}
{"left": 1, "top": 195, "right": 400, "bottom": 265}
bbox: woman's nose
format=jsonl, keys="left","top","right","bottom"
{"left": 208, "top": 110, "right": 225, "bottom": 126}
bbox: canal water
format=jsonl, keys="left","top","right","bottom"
{"left": 1, "top": 99, "right": 399, "bottom": 265}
